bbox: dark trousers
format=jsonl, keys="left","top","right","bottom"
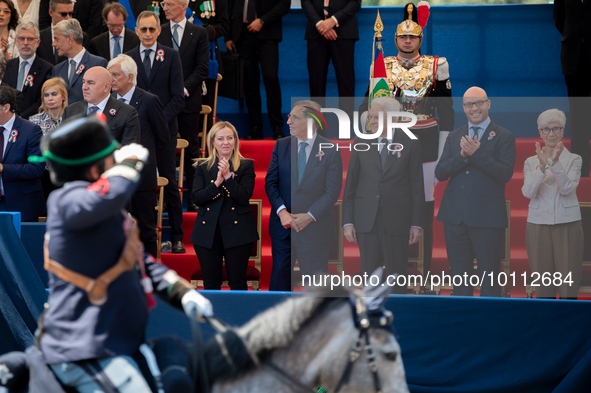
{"left": 201, "top": 78, "right": 216, "bottom": 133}
{"left": 269, "top": 235, "right": 291, "bottom": 291}
{"left": 444, "top": 222, "right": 504, "bottom": 297}
{"left": 157, "top": 131, "right": 184, "bottom": 242}
{"left": 236, "top": 25, "right": 283, "bottom": 131}
{"left": 177, "top": 110, "right": 200, "bottom": 196}
{"left": 565, "top": 52, "right": 591, "bottom": 177}
{"left": 131, "top": 190, "right": 157, "bottom": 257}
{"left": 307, "top": 38, "right": 355, "bottom": 99}
{"left": 193, "top": 222, "right": 253, "bottom": 290}
{"left": 423, "top": 201, "right": 435, "bottom": 275}
{"left": 357, "top": 206, "right": 409, "bottom": 294}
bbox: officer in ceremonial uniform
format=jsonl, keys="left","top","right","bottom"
{"left": 360, "top": 2, "right": 454, "bottom": 283}
{"left": 32, "top": 116, "right": 213, "bottom": 392}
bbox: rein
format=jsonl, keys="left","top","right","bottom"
{"left": 205, "top": 293, "right": 393, "bottom": 393}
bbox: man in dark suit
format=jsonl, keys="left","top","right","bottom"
{"left": 554, "top": 0, "right": 591, "bottom": 177}
{"left": 159, "top": 0, "right": 209, "bottom": 212}
{"left": 126, "top": 10, "right": 186, "bottom": 253}
{"left": 62, "top": 66, "right": 140, "bottom": 146}
{"left": 435, "top": 87, "right": 516, "bottom": 297}
{"left": 109, "top": 54, "right": 170, "bottom": 257}
{"left": 88, "top": 3, "right": 140, "bottom": 62}
{"left": 0, "top": 86, "right": 45, "bottom": 222}
{"left": 40, "top": 0, "right": 103, "bottom": 40}
{"left": 301, "top": 0, "right": 360, "bottom": 106}
{"left": 343, "top": 97, "right": 424, "bottom": 294}
{"left": 265, "top": 100, "right": 342, "bottom": 291}
{"left": 52, "top": 19, "right": 108, "bottom": 104}
{"left": 225, "top": 0, "right": 289, "bottom": 140}
{"left": 0, "top": 52, "right": 25, "bottom": 117}
{"left": 37, "top": 0, "right": 90, "bottom": 66}
{"left": 4, "top": 23, "right": 54, "bottom": 120}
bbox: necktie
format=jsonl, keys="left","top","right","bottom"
{"left": 143, "top": 49, "right": 152, "bottom": 78}
{"left": 246, "top": 0, "right": 256, "bottom": 23}
{"left": 470, "top": 126, "right": 479, "bottom": 140}
{"left": 17, "top": 61, "right": 27, "bottom": 91}
{"left": 118, "top": 97, "right": 126, "bottom": 103}
{"left": 68, "top": 59, "right": 77, "bottom": 86}
{"left": 113, "top": 36, "right": 122, "bottom": 58}
{"left": 297, "top": 142, "right": 307, "bottom": 184}
{"left": 380, "top": 138, "right": 388, "bottom": 172}
{"left": 172, "top": 24, "right": 180, "bottom": 51}
{"left": 88, "top": 105, "right": 99, "bottom": 115}
{"left": 0, "top": 127, "right": 4, "bottom": 164}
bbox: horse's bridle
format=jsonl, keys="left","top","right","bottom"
{"left": 209, "top": 294, "right": 394, "bottom": 393}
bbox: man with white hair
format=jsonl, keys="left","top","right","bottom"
{"left": 343, "top": 97, "right": 425, "bottom": 293}
{"left": 109, "top": 54, "right": 170, "bottom": 257}
{"left": 4, "top": 22, "right": 53, "bottom": 119}
{"left": 51, "top": 18, "right": 107, "bottom": 104}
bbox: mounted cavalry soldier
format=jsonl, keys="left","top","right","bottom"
{"left": 361, "top": 1, "right": 454, "bottom": 283}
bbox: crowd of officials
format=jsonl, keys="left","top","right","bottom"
{"left": 0, "top": 0, "right": 587, "bottom": 299}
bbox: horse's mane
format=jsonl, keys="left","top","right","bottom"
{"left": 236, "top": 287, "right": 349, "bottom": 357}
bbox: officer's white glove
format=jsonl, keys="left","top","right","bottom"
{"left": 181, "top": 290, "right": 213, "bottom": 321}
{"left": 114, "top": 143, "right": 149, "bottom": 164}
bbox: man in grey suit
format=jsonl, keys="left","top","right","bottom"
{"left": 435, "top": 87, "right": 516, "bottom": 297}
{"left": 342, "top": 97, "right": 424, "bottom": 294}
{"left": 51, "top": 19, "right": 108, "bottom": 104}
{"left": 63, "top": 66, "right": 139, "bottom": 146}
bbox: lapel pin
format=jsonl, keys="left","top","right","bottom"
{"left": 391, "top": 143, "right": 404, "bottom": 158}
{"left": 109, "top": 108, "right": 117, "bottom": 116}
{"left": 156, "top": 49, "right": 165, "bottom": 62}
{"left": 488, "top": 131, "right": 496, "bottom": 141}
{"left": 8, "top": 129, "right": 18, "bottom": 143}
{"left": 24, "top": 75, "right": 33, "bottom": 87}
{"left": 315, "top": 149, "right": 325, "bottom": 161}
{"left": 76, "top": 64, "right": 85, "bottom": 75}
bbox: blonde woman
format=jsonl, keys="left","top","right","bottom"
{"left": 190, "top": 121, "right": 259, "bottom": 290}
{"left": 522, "top": 109, "right": 584, "bottom": 299}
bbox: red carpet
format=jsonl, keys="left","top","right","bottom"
{"left": 161, "top": 138, "right": 591, "bottom": 297}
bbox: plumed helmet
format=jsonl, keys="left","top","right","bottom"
{"left": 395, "top": 1, "right": 430, "bottom": 52}
{"left": 30, "top": 114, "right": 118, "bottom": 185}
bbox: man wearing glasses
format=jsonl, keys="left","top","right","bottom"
{"left": 36, "top": 0, "right": 90, "bottom": 65}
{"left": 88, "top": 3, "right": 140, "bottom": 62}
{"left": 39, "top": 0, "right": 103, "bottom": 41}
{"left": 435, "top": 87, "right": 516, "bottom": 297}
{"left": 4, "top": 22, "right": 53, "bottom": 119}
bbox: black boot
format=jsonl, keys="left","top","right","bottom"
{"left": 273, "top": 127, "right": 285, "bottom": 140}
{"left": 245, "top": 127, "right": 263, "bottom": 140}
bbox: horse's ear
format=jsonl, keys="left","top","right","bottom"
{"left": 362, "top": 268, "right": 392, "bottom": 311}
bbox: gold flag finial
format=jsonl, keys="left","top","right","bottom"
{"left": 374, "top": 10, "right": 383, "bottom": 41}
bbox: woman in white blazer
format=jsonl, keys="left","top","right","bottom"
{"left": 522, "top": 109, "right": 584, "bottom": 299}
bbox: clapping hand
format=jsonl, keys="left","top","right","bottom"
{"left": 535, "top": 142, "right": 547, "bottom": 169}
{"left": 460, "top": 135, "right": 480, "bottom": 158}
{"left": 551, "top": 142, "right": 564, "bottom": 162}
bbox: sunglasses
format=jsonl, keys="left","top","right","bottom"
{"left": 58, "top": 12, "right": 73, "bottom": 17}
{"left": 138, "top": 26, "right": 158, "bottom": 33}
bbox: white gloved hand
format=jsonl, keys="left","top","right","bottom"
{"left": 113, "top": 143, "right": 149, "bottom": 164}
{"left": 181, "top": 290, "right": 213, "bottom": 321}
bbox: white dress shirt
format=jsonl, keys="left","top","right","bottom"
{"left": 170, "top": 18, "right": 187, "bottom": 48}
{"left": 116, "top": 85, "right": 136, "bottom": 105}
{"left": 68, "top": 48, "right": 87, "bottom": 77}
{"left": 139, "top": 43, "right": 157, "bottom": 68}
{"left": 88, "top": 95, "right": 111, "bottom": 115}
{"left": 18, "top": 54, "right": 35, "bottom": 89}
{"left": 109, "top": 29, "right": 126, "bottom": 59}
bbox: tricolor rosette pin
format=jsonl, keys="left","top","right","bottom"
{"left": 488, "top": 131, "right": 496, "bottom": 141}
{"left": 24, "top": 75, "right": 33, "bottom": 87}
{"left": 109, "top": 108, "right": 117, "bottom": 116}
{"left": 76, "top": 64, "right": 85, "bottom": 75}
{"left": 391, "top": 143, "right": 404, "bottom": 158}
{"left": 156, "top": 49, "right": 165, "bottom": 62}
{"left": 8, "top": 129, "right": 18, "bottom": 143}
{"left": 315, "top": 149, "right": 325, "bottom": 162}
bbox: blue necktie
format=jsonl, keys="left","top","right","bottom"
{"left": 470, "top": 126, "right": 479, "bottom": 140}
{"left": 143, "top": 49, "right": 152, "bottom": 78}
{"left": 88, "top": 105, "right": 99, "bottom": 115}
{"left": 297, "top": 142, "right": 308, "bottom": 184}
{"left": 113, "top": 36, "right": 122, "bottom": 58}
{"left": 17, "top": 61, "right": 27, "bottom": 91}
{"left": 172, "top": 24, "right": 180, "bottom": 51}
{"left": 0, "top": 127, "right": 4, "bottom": 164}
{"left": 380, "top": 138, "right": 388, "bottom": 171}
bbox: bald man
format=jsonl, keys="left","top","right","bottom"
{"left": 63, "top": 66, "right": 140, "bottom": 145}
{"left": 435, "top": 87, "right": 516, "bottom": 297}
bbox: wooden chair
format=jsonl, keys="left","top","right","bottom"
{"left": 212, "top": 73, "right": 222, "bottom": 124}
{"left": 175, "top": 138, "right": 189, "bottom": 203}
{"left": 190, "top": 199, "right": 263, "bottom": 290}
{"left": 434, "top": 200, "right": 512, "bottom": 297}
{"left": 155, "top": 176, "right": 168, "bottom": 259}
{"left": 199, "top": 105, "right": 212, "bottom": 158}
{"left": 407, "top": 236, "right": 424, "bottom": 294}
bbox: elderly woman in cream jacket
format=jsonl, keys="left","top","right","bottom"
{"left": 522, "top": 109, "right": 584, "bottom": 299}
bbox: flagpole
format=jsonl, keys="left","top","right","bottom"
{"left": 369, "top": 10, "right": 384, "bottom": 110}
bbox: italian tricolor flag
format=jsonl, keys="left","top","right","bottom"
{"left": 369, "top": 51, "right": 390, "bottom": 105}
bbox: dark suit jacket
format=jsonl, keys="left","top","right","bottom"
{"left": 37, "top": 27, "right": 90, "bottom": 66}
{"left": 226, "top": 0, "right": 290, "bottom": 43}
{"left": 39, "top": 0, "right": 103, "bottom": 40}
{"left": 88, "top": 29, "right": 141, "bottom": 61}
{"left": 1, "top": 115, "right": 45, "bottom": 221}
{"left": 4, "top": 56, "right": 54, "bottom": 119}
{"left": 435, "top": 120, "right": 516, "bottom": 229}
{"left": 52, "top": 49, "right": 108, "bottom": 104}
{"left": 0, "top": 83, "right": 25, "bottom": 117}
{"left": 343, "top": 133, "right": 425, "bottom": 236}
{"left": 554, "top": 0, "right": 591, "bottom": 75}
{"left": 118, "top": 87, "right": 170, "bottom": 191}
{"left": 189, "top": 0, "right": 229, "bottom": 73}
{"left": 265, "top": 135, "right": 342, "bottom": 243}
{"left": 159, "top": 22, "right": 209, "bottom": 112}
{"left": 125, "top": 44, "right": 185, "bottom": 130}
{"left": 190, "top": 158, "right": 259, "bottom": 249}
{"left": 301, "top": 0, "right": 360, "bottom": 41}
{"left": 62, "top": 97, "right": 140, "bottom": 145}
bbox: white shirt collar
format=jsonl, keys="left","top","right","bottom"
{"left": 172, "top": 18, "right": 187, "bottom": 31}
{"left": 109, "top": 29, "right": 125, "bottom": 41}
{"left": 1, "top": 114, "right": 16, "bottom": 133}
{"left": 89, "top": 95, "right": 111, "bottom": 114}
{"left": 117, "top": 85, "right": 136, "bottom": 104}
{"left": 70, "top": 48, "right": 86, "bottom": 66}
{"left": 139, "top": 43, "right": 158, "bottom": 53}
{"left": 468, "top": 117, "right": 491, "bottom": 132}
{"left": 19, "top": 54, "right": 35, "bottom": 66}
{"left": 297, "top": 130, "right": 317, "bottom": 148}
